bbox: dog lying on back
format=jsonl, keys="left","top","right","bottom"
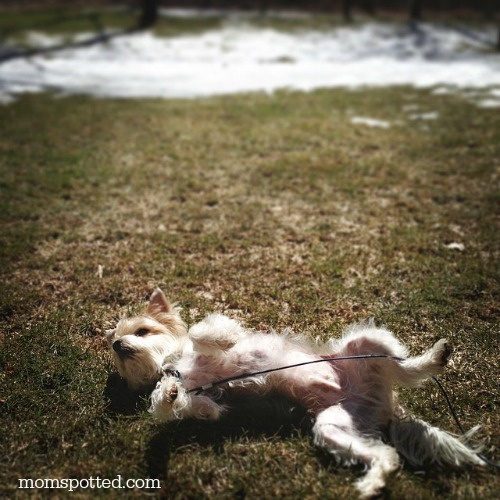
{"left": 106, "top": 288, "right": 484, "bottom": 498}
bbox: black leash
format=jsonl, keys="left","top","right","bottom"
{"left": 186, "top": 354, "right": 404, "bottom": 395}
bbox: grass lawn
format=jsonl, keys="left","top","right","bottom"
{"left": 0, "top": 11, "right": 499, "bottom": 497}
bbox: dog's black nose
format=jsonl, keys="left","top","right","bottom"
{"left": 112, "top": 339, "right": 134, "bottom": 358}
{"left": 113, "top": 339, "right": 123, "bottom": 353}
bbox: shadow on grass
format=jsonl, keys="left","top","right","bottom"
{"left": 103, "top": 372, "right": 151, "bottom": 416}
{"left": 103, "top": 373, "right": 313, "bottom": 481}
{"left": 147, "top": 394, "right": 314, "bottom": 482}
{"left": 102, "top": 373, "right": 489, "bottom": 498}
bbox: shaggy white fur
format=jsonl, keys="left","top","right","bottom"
{"left": 106, "top": 288, "right": 484, "bottom": 498}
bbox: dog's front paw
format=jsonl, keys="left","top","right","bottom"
{"left": 149, "top": 375, "right": 185, "bottom": 422}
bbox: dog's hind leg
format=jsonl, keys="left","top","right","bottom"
{"left": 390, "top": 417, "right": 485, "bottom": 467}
{"left": 336, "top": 327, "right": 452, "bottom": 388}
{"left": 388, "top": 339, "right": 452, "bottom": 388}
{"left": 313, "top": 405, "right": 400, "bottom": 498}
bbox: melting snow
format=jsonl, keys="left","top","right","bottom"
{"left": 1, "top": 16, "right": 500, "bottom": 102}
{"left": 408, "top": 111, "right": 440, "bottom": 120}
{"left": 351, "top": 116, "right": 392, "bottom": 128}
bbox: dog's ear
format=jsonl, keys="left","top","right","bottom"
{"left": 105, "top": 328, "right": 116, "bottom": 341}
{"left": 146, "top": 288, "right": 186, "bottom": 335}
{"left": 147, "top": 288, "right": 174, "bottom": 316}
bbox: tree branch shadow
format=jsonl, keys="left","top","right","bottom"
{"left": 0, "top": 26, "right": 140, "bottom": 65}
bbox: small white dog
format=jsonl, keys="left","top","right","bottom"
{"left": 106, "top": 288, "right": 484, "bottom": 498}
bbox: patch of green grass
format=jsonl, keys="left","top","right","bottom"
{"left": 0, "top": 6, "right": 133, "bottom": 39}
{"left": 0, "top": 85, "right": 498, "bottom": 498}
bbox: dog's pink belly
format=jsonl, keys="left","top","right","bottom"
{"left": 180, "top": 341, "right": 344, "bottom": 412}
{"left": 276, "top": 363, "right": 344, "bottom": 412}
{"left": 179, "top": 355, "right": 231, "bottom": 390}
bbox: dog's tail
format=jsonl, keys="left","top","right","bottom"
{"left": 389, "top": 417, "right": 486, "bottom": 468}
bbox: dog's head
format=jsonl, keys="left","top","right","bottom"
{"left": 106, "top": 288, "right": 187, "bottom": 391}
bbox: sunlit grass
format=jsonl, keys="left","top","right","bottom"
{"left": 1, "top": 86, "right": 498, "bottom": 498}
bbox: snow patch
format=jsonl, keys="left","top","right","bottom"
{"left": 477, "top": 99, "right": 500, "bottom": 108}
{"left": 1, "top": 19, "right": 500, "bottom": 102}
{"left": 408, "top": 111, "right": 439, "bottom": 120}
{"left": 351, "top": 117, "right": 391, "bottom": 128}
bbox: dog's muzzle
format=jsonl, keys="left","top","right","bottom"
{"left": 112, "top": 339, "right": 135, "bottom": 359}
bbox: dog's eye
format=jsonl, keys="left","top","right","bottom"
{"left": 135, "top": 328, "right": 150, "bottom": 337}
